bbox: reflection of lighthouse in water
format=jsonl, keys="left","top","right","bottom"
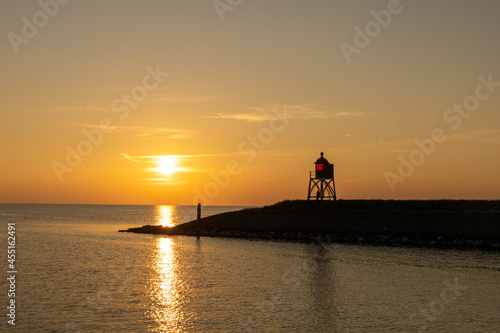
{"left": 307, "top": 152, "right": 337, "bottom": 200}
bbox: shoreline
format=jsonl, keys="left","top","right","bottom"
{"left": 120, "top": 199, "right": 500, "bottom": 251}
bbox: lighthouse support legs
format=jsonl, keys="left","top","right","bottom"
{"left": 307, "top": 178, "right": 336, "bottom": 201}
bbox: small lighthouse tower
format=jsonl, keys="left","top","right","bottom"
{"left": 307, "top": 152, "right": 337, "bottom": 200}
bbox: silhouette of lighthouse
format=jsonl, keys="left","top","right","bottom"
{"left": 307, "top": 152, "right": 337, "bottom": 200}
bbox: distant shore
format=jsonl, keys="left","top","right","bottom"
{"left": 120, "top": 200, "right": 500, "bottom": 251}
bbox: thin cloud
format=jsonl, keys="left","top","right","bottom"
{"left": 79, "top": 123, "right": 196, "bottom": 139}
{"left": 157, "top": 94, "right": 230, "bottom": 103}
{"left": 135, "top": 178, "right": 187, "bottom": 185}
{"left": 120, "top": 153, "right": 197, "bottom": 173}
{"left": 447, "top": 128, "right": 500, "bottom": 143}
{"left": 121, "top": 153, "right": 193, "bottom": 163}
{"left": 120, "top": 153, "right": 140, "bottom": 162}
{"left": 58, "top": 106, "right": 109, "bottom": 112}
{"left": 207, "top": 104, "right": 364, "bottom": 122}
{"left": 206, "top": 113, "right": 277, "bottom": 122}
{"left": 330, "top": 111, "right": 364, "bottom": 118}
{"left": 121, "top": 154, "right": 192, "bottom": 182}
{"left": 114, "top": 126, "right": 196, "bottom": 139}
{"left": 121, "top": 153, "right": 218, "bottom": 161}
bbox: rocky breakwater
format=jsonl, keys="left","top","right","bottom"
{"left": 120, "top": 200, "right": 500, "bottom": 250}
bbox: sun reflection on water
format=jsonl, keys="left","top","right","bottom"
{"left": 154, "top": 205, "right": 178, "bottom": 227}
{"left": 149, "top": 237, "right": 184, "bottom": 332}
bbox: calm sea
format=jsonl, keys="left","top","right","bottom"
{"left": 0, "top": 204, "right": 499, "bottom": 332}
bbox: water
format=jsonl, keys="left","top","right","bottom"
{"left": 0, "top": 204, "right": 499, "bottom": 332}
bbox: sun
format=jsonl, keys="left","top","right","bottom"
{"left": 155, "top": 156, "right": 178, "bottom": 176}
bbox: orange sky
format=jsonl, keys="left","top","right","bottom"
{"left": 1, "top": 1, "right": 499, "bottom": 205}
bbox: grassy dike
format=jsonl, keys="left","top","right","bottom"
{"left": 120, "top": 200, "right": 500, "bottom": 250}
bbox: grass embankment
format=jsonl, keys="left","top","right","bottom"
{"left": 120, "top": 200, "right": 500, "bottom": 249}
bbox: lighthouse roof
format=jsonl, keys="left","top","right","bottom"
{"left": 315, "top": 152, "right": 330, "bottom": 165}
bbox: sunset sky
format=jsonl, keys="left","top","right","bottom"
{"left": 1, "top": 0, "right": 499, "bottom": 205}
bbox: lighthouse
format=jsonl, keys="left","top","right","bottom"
{"left": 307, "top": 152, "right": 337, "bottom": 200}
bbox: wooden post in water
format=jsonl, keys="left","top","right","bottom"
{"left": 196, "top": 203, "right": 202, "bottom": 240}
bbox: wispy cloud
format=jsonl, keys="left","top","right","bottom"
{"left": 206, "top": 113, "right": 278, "bottom": 122}
{"left": 135, "top": 178, "right": 187, "bottom": 185}
{"left": 120, "top": 153, "right": 214, "bottom": 161}
{"left": 120, "top": 153, "right": 141, "bottom": 162}
{"left": 377, "top": 128, "right": 500, "bottom": 155}
{"left": 79, "top": 124, "right": 196, "bottom": 139}
{"left": 58, "top": 106, "right": 109, "bottom": 113}
{"left": 115, "top": 126, "right": 196, "bottom": 139}
{"left": 157, "top": 94, "right": 230, "bottom": 103}
{"left": 447, "top": 128, "right": 500, "bottom": 143}
{"left": 206, "top": 104, "right": 364, "bottom": 122}
{"left": 121, "top": 153, "right": 191, "bottom": 183}
{"left": 121, "top": 153, "right": 190, "bottom": 163}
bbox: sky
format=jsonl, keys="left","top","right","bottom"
{"left": 1, "top": 0, "right": 499, "bottom": 205}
